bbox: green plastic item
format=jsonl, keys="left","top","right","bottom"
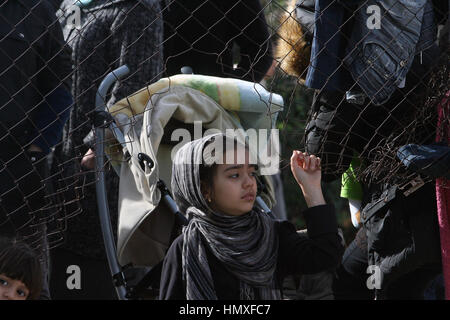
{"left": 340, "top": 157, "right": 363, "bottom": 201}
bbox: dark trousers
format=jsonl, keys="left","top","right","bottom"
{"left": 333, "top": 236, "right": 373, "bottom": 300}
{"left": 333, "top": 232, "right": 441, "bottom": 300}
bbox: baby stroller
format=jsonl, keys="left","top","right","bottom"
{"left": 93, "top": 66, "right": 284, "bottom": 299}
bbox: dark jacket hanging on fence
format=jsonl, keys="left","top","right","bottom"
{"left": 344, "top": 0, "right": 436, "bottom": 105}
{"left": 305, "top": 0, "right": 436, "bottom": 104}
{"left": 298, "top": 0, "right": 442, "bottom": 181}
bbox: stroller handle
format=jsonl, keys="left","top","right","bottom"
{"left": 95, "top": 65, "right": 130, "bottom": 110}
{"left": 95, "top": 65, "right": 130, "bottom": 300}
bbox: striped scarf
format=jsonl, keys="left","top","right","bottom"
{"left": 171, "top": 133, "right": 280, "bottom": 300}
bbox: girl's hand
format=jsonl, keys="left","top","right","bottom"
{"left": 290, "top": 151, "right": 321, "bottom": 189}
{"left": 290, "top": 151, "right": 325, "bottom": 207}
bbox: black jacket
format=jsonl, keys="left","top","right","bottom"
{"left": 0, "top": 0, "right": 71, "bottom": 153}
{"left": 159, "top": 204, "right": 344, "bottom": 300}
{"left": 361, "top": 180, "right": 442, "bottom": 296}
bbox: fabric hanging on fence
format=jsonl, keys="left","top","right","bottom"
{"left": 436, "top": 90, "right": 450, "bottom": 300}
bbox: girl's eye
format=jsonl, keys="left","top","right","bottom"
{"left": 250, "top": 171, "right": 258, "bottom": 177}
{"left": 17, "top": 290, "right": 27, "bottom": 297}
{"left": 229, "top": 174, "right": 239, "bottom": 178}
{"left": 0, "top": 278, "right": 7, "bottom": 286}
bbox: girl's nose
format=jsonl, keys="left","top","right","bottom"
{"left": 242, "top": 173, "right": 254, "bottom": 187}
{"left": 3, "top": 289, "right": 12, "bottom": 300}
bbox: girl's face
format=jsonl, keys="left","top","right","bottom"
{"left": 204, "top": 148, "right": 258, "bottom": 216}
{"left": 0, "top": 274, "right": 30, "bottom": 300}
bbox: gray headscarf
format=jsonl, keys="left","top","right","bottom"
{"left": 171, "top": 133, "right": 280, "bottom": 300}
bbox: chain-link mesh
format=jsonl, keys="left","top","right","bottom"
{"left": 0, "top": 0, "right": 448, "bottom": 298}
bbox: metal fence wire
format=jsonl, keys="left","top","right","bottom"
{"left": 0, "top": 0, "right": 448, "bottom": 283}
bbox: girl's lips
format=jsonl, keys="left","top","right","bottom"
{"left": 242, "top": 194, "right": 255, "bottom": 201}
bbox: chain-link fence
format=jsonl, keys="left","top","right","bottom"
{"left": 0, "top": 0, "right": 448, "bottom": 299}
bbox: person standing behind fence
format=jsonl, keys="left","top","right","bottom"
{"left": 50, "top": 0, "right": 163, "bottom": 299}
{"left": 0, "top": 0, "right": 73, "bottom": 300}
{"left": 162, "top": 0, "right": 274, "bottom": 82}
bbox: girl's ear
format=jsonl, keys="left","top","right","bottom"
{"left": 201, "top": 181, "right": 211, "bottom": 203}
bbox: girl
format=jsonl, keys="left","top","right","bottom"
{"left": 0, "top": 237, "right": 42, "bottom": 300}
{"left": 159, "top": 133, "right": 343, "bottom": 300}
